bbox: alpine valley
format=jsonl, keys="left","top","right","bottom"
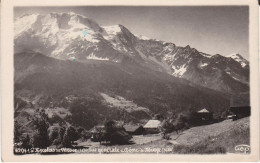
{"left": 14, "top": 12, "right": 249, "bottom": 130}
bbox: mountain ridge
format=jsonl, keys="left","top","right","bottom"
{"left": 14, "top": 12, "right": 249, "bottom": 94}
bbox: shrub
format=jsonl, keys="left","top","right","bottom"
{"left": 59, "top": 126, "right": 66, "bottom": 142}
{"left": 32, "top": 131, "right": 49, "bottom": 148}
{"left": 52, "top": 138, "right": 62, "bottom": 146}
{"left": 21, "top": 135, "right": 32, "bottom": 149}
{"left": 48, "top": 126, "right": 59, "bottom": 142}
{"left": 105, "top": 120, "right": 116, "bottom": 133}
{"left": 48, "top": 114, "right": 63, "bottom": 124}
{"left": 161, "top": 113, "right": 192, "bottom": 134}
{"left": 32, "top": 110, "right": 50, "bottom": 148}
{"left": 153, "top": 114, "right": 164, "bottom": 121}
{"left": 162, "top": 133, "right": 171, "bottom": 140}
{"left": 61, "top": 126, "right": 80, "bottom": 147}
{"left": 161, "top": 119, "right": 175, "bottom": 134}
{"left": 62, "top": 130, "right": 71, "bottom": 147}
{"left": 66, "top": 126, "right": 80, "bottom": 143}
{"left": 14, "top": 121, "right": 22, "bottom": 143}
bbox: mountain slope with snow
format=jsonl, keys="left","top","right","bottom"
{"left": 14, "top": 12, "right": 249, "bottom": 94}
{"left": 227, "top": 53, "right": 249, "bottom": 68}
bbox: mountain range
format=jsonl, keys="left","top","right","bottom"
{"left": 14, "top": 12, "right": 249, "bottom": 129}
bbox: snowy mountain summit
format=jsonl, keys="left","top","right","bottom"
{"left": 14, "top": 12, "right": 249, "bottom": 94}
{"left": 227, "top": 53, "right": 249, "bottom": 68}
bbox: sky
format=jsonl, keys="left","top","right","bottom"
{"left": 14, "top": 6, "right": 249, "bottom": 59}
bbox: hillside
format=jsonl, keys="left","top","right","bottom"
{"left": 173, "top": 117, "right": 250, "bottom": 154}
{"left": 172, "top": 117, "right": 249, "bottom": 145}
{"left": 15, "top": 51, "right": 230, "bottom": 130}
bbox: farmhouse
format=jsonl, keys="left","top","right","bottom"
{"left": 123, "top": 124, "right": 144, "bottom": 135}
{"left": 143, "top": 120, "right": 161, "bottom": 134}
{"left": 195, "top": 108, "right": 213, "bottom": 121}
{"left": 230, "top": 106, "right": 250, "bottom": 119}
{"left": 90, "top": 124, "right": 132, "bottom": 144}
{"left": 229, "top": 94, "right": 250, "bottom": 120}
{"left": 110, "top": 129, "right": 132, "bottom": 144}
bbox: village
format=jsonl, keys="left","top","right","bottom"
{"left": 71, "top": 103, "right": 250, "bottom": 153}
{"left": 88, "top": 108, "right": 214, "bottom": 145}
{"left": 13, "top": 94, "right": 251, "bottom": 155}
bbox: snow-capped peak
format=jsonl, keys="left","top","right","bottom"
{"left": 102, "top": 25, "right": 122, "bottom": 35}
{"left": 227, "top": 53, "right": 249, "bottom": 68}
{"left": 227, "top": 53, "right": 242, "bottom": 58}
{"left": 68, "top": 11, "right": 80, "bottom": 16}
{"left": 200, "top": 52, "right": 212, "bottom": 58}
{"left": 134, "top": 34, "right": 151, "bottom": 40}
{"left": 14, "top": 13, "right": 39, "bottom": 37}
{"left": 48, "top": 12, "right": 86, "bottom": 18}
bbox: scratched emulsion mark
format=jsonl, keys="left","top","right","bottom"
{"left": 82, "top": 30, "right": 88, "bottom": 37}
{"left": 70, "top": 30, "right": 87, "bottom": 63}
{"left": 70, "top": 57, "right": 76, "bottom": 62}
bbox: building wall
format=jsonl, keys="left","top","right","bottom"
{"left": 144, "top": 128, "right": 160, "bottom": 134}
{"left": 133, "top": 127, "right": 144, "bottom": 135}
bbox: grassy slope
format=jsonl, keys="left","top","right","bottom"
{"left": 173, "top": 117, "right": 250, "bottom": 154}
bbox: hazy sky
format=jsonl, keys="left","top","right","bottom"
{"left": 14, "top": 6, "right": 249, "bottom": 59}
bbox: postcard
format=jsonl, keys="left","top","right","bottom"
{"left": 1, "top": 0, "right": 259, "bottom": 161}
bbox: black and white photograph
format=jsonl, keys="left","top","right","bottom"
{"left": 1, "top": 0, "right": 259, "bottom": 161}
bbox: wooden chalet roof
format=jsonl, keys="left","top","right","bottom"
{"left": 143, "top": 120, "right": 161, "bottom": 128}
{"left": 197, "top": 108, "right": 210, "bottom": 113}
{"left": 123, "top": 125, "right": 142, "bottom": 132}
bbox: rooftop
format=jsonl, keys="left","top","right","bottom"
{"left": 197, "top": 108, "right": 210, "bottom": 113}
{"left": 123, "top": 125, "right": 142, "bottom": 132}
{"left": 143, "top": 120, "right": 161, "bottom": 128}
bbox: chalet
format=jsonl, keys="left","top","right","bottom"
{"left": 230, "top": 106, "right": 250, "bottom": 119}
{"left": 90, "top": 125, "right": 132, "bottom": 144}
{"left": 195, "top": 108, "right": 213, "bottom": 121}
{"left": 229, "top": 94, "right": 250, "bottom": 120}
{"left": 110, "top": 129, "right": 132, "bottom": 144}
{"left": 143, "top": 120, "right": 161, "bottom": 134}
{"left": 123, "top": 124, "right": 144, "bottom": 135}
